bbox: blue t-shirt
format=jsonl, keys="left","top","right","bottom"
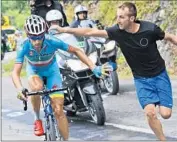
{"left": 16, "top": 34, "right": 69, "bottom": 73}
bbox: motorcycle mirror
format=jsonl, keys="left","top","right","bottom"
{"left": 103, "top": 40, "right": 116, "bottom": 51}
{"left": 95, "top": 20, "right": 99, "bottom": 23}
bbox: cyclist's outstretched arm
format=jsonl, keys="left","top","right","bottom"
{"left": 12, "top": 63, "right": 23, "bottom": 90}
{"left": 12, "top": 41, "right": 26, "bottom": 91}
{"left": 164, "top": 33, "right": 177, "bottom": 45}
{"left": 49, "top": 25, "right": 108, "bottom": 38}
{"left": 68, "top": 45, "right": 96, "bottom": 70}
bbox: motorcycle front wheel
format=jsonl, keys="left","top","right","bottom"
{"left": 104, "top": 71, "right": 119, "bottom": 95}
{"left": 88, "top": 94, "right": 106, "bottom": 126}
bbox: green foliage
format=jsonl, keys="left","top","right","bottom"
{"left": 135, "top": 1, "right": 160, "bottom": 19}
{"left": 2, "top": 60, "right": 15, "bottom": 76}
{"left": 65, "top": 4, "right": 75, "bottom": 23}
{"left": 2, "top": 1, "right": 30, "bottom": 30}
{"left": 2, "top": 59, "right": 26, "bottom": 77}
{"left": 5, "top": 10, "right": 30, "bottom": 29}
{"left": 117, "top": 55, "right": 132, "bottom": 78}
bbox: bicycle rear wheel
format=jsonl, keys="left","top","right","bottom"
{"left": 46, "top": 115, "right": 56, "bottom": 141}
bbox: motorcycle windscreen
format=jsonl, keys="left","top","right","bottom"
{"left": 54, "top": 33, "right": 86, "bottom": 59}
{"left": 67, "top": 52, "right": 97, "bottom": 72}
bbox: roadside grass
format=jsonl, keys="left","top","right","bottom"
{"left": 2, "top": 59, "right": 26, "bottom": 77}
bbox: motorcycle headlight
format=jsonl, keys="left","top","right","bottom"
{"left": 103, "top": 40, "right": 116, "bottom": 52}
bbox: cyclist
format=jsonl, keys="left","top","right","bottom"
{"left": 11, "top": 15, "right": 112, "bottom": 140}
{"left": 70, "top": 5, "right": 96, "bottom": 28}
{"left": 49, "top": 2, "right": 177, "bottom": 141}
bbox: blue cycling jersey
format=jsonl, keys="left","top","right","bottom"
{"left": 15, "top": 34, "right": 69, "bottom": 97}
{"left": 16, "top": 34, "right": 69, "bottom": 71}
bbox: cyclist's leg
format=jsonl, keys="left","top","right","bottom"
{"left": 156, "top": 70, "right": 173, "bottom": 119}
{"left": 134, "top": 76, "right": 166, "bottom": 141}
{"left": 28, "top": 75, "right": 43, "bottom": 119}
{"left": 47, "top": 70, "right": 69, "bottom": 140}
{"left": 27, "top": 69, "right": 44, "bottom": 136}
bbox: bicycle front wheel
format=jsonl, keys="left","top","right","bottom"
{"left": 46, "top": 115, "right": 56, "bottom": 141}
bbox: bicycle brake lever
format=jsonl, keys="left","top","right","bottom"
{"left": 22, "top": 88, "right": 28, "bottom": 111}
{"left": 23, "top": 101, "right": 27, "bottom": 111}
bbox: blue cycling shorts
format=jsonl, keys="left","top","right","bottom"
{"left": 26, "top": 62, "right": 64, "bottom": 99}
{"left": 134, "top": 69, "right": 173, "bottom": 109}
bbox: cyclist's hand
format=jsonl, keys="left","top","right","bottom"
{"left": 17, "top": 88, "right": 28, "bottom": 101}
{"left": 92, "top": 63, "right": 113, "bottom": 78}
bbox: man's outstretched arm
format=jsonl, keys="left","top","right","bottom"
{"left": 49, "top": 25, "right": 108, "bottom": 38}
{"left": 164, "top": 33, "right": 177, "bottom": 45}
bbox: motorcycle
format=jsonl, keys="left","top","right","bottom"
{"left": 77, "top": 21, "right": 119, "bottom": 95}
{"left": 55, "top": 33, "right": 106, "bottom": 125}
{"left": 83, "top": 36, "right": 119, "bottom": 95}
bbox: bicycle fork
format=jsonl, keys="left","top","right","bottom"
{"left": 42, "top": 95, "right": 62, "bottom": 141}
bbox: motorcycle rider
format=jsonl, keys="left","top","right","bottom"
{"left": 70, "top": 5, "right": 97, "bottom": 28}
{"left": 29, "top": 0, "right": 69, "bottom": 26}
{"left": 46, "top": 9, "right": 65, "bottom": 35}
{"left": 46, "top": 10, "right": 68, "bottom": 67}
{"left": 70, "top": 4, "right": 104, "bottom": 30}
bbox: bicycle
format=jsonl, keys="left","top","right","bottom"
{"left": 22, "top": 77, "right": 68, "bottom": 141}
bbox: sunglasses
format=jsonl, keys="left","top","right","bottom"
{"left": 78, "top": 11, "right": 87, "bottom": 14}
{"left": 28, "top": 34, "right": 44, "bottom": 40}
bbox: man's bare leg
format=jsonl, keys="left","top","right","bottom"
{"left": 144, "top": 104, "right": 166, "bottom": 141}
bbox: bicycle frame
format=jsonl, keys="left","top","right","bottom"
{"left": 42, "top": 93, "right": 53, "bottom": 116}
{"left": 42, "top": 93, "right": 61, "bottom": 141}
{"left": 22, "top": 87, "right": 67, "bottom": 141}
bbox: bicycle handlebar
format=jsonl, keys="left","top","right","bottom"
{"left": 23, "top": 87, "right": 68, "bottom": 111}
{"left": 26, "top": 87, "right": 68, "bottom": 96}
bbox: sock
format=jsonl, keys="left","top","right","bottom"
{"left": 34, "top": 111, "right": 40, "bottom": 121}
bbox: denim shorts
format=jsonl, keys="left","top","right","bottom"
{"left": 134, "top": 69, "right": 173, "bottom": 109}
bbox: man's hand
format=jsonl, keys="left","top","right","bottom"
{"left": 164, "top": 33, "right": 177, "bottom": 45}
{"left": 17, "top": 88, "right": 28, "bottom": 101}
{"left": 92, "top": 62, "right": 113, "bottom": 78}
{"left": 49, "top": 25, "right": 67, "bottom": 33}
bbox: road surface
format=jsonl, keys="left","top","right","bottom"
{"left": 2, "top": 76, "right": 177, "bottom": 141}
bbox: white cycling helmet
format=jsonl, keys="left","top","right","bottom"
{"left": 25, "top": 15, "right": 46, "bottom": 35}
{"left": 46, "top": 10, "right": 64, "bottom": 26}
{"left": 74, "top": 5, "right": 88, "bottom": 20}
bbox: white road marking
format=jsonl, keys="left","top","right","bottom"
{"left": 102, "top": 93, "right": 109, "bottom": 99}
{"left": 105, "top": 122, "right": 153, "bottom": 134}
{"left": 6, "top": 112, "right": 25, "bottom": 117}
{"left": 2, "top": 109, "right": 11, "bottom": 113}
{"left": 86, "top": 120, "right": 177, "bottom": 139}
